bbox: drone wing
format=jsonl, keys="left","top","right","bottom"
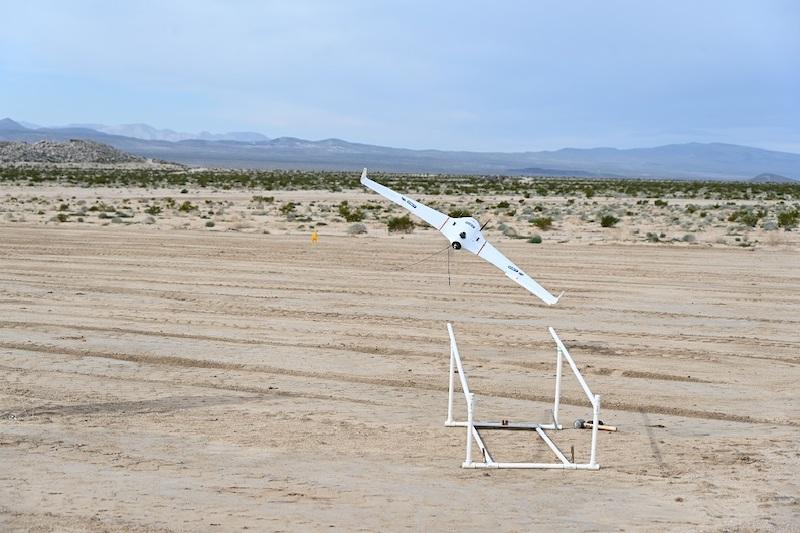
{"left": 360, "top": 169, "right": 449, "bottom": 230}
{"left": 476, "top": 241, "right": 563, "bottom": 305}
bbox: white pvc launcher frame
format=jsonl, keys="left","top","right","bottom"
{"left": 445, "top": 323, "right": 602, "bottom": 470}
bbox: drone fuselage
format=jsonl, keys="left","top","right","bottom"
{"left": 443, "top": 217, "right": 485, "bottom": 253}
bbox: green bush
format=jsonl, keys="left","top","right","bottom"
{"left": 739, "top": 212, "right": 761, "bottom": 227}
{"left": 729, "top": 209, "right": 765, "bottom": 227}
{"left": 528, "top": 234, "right": 542, "bottom": 244}
{"left": 279, "top": 202, "right": 296, "bottom": 215}
{"left": 777, "top": 209, "right": 799, "bottom": 228}
{"left": 448, "top": 208, "right": 471, "bottom": 218}
{"left": 145, "top": 205, "right": 162, "bottom": 215}
{"left": 387, "top": 215, "right": 414, "bottom": 233}
{"left": 600, "top": 214, "right": 619, "bottom": 227}
{"left": 178, "top": 201, "right": 196, "bottom": 212}
{"left": 205, "top": 220, "right": 215, "bottom": 227}
{"left": 654, "top": 199, "right": 668, "bottom": 207}
{"left": 531, "top": 217, "right": 553, "bottom": 230}
{"left": 338, "top": 202, "right": 365, "bottom": 222}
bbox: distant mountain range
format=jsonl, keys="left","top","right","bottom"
{"left": 65, "top": 123, "right": 270, "bottom": 143}
{"left": 750, "top": 172, "right": 797, "bottom": 184}
{"left": 1, "top": 117, "right": 799, "bottom": 180}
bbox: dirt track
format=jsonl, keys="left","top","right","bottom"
{"left": 1, "top": 224, "right": 798, "bottom": 531}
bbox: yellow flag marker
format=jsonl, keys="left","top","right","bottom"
{"left": 311, "top": 229, "right": 319, "bottom": 243}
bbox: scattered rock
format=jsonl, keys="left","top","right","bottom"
{"left": 347, "top": 223, "right": 368, "bottom": 235}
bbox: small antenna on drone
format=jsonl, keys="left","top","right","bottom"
{"left": 447, "top": 247, "right": 451, "bottom": 286}
{"left": 479, "top": 214, "right": 495, "bottom": 231}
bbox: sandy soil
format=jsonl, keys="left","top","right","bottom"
{"left": 0, "top": 213, "right": 799, "bottom": 530}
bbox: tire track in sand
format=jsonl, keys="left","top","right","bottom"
{"left": 2, "top": 341, "right": 793, "bottom": 427}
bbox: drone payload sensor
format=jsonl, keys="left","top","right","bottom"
{"left": 360, "top": 168, "right": 563, "bottom": 306}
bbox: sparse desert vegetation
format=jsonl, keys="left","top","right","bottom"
{"left": 0, "top": 166, "right": 798, "bottom": 248}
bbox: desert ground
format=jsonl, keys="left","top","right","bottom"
{"left": 1, "top": 184, "right": 799, "bottom": 532}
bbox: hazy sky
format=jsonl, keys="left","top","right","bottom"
{"left": 1, "top": 1, "right": 798, "bottom": 152}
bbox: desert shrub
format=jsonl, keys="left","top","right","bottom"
{"left": 205, "top": 220, "right": 215, "bottom": 227}
{"left": 346, "top": 223, "right": 368, "bottom": 235}
{"left": 654, "top": 199, "right": 668, "bottom": 207}
{"left": 279, "top": 202, "right": 296, "bottom": 215}
{"left": 528, "top": 234, "right": 542, "bottom": 244}
{"left": 338, "top": 202, "right": 364, "bottom": 222}
{"left": 448, "top": 208, "right": 471, "bottom": 218}
{"left": 739, "top": 211, "right": 766, "bottom": 228}
{"left": 89, "top": 202, "right": 113, "bottom": 212}
{"left": 496, "top": 200, "right": 510, "bottom": 209}
{"left": 387, "top": 215, "right": 414, "bottom": 233}
{"left": 682, "top": 233, "right": 696, "bottom": 242}
{"left": 531, "top": 216, "right": 553, "bottom": 230}
{"left": 600, "top": 214, "right": 619, "bottom": 227}
{"left": 145, "top": 205, "right": 162, "bottom": 215}
{"left": 56, "top": 213, "right": 68, "bottom": 222}
{"left": 498, "top": 223, "right": 518, "bottom": 238}
{"left": 777, "top": 209, "right": 799, "bottom": 228}
{"left": 180, "top": 188, "right": 188, "bottom": 194}
{"left": 178, "top": 201, "right": 196, "bottom": 212}
{"left": 646, "top": 232, "right": 660, "bottom": 242}
{"left": 729, "top": 209, "right": 764, "bottom": 227}
{"left": 252, "top": 195, "right": 274, "bottom": 203}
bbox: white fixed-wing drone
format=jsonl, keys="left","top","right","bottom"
{"left": 360, "top": 169, "right": 563, "bottom": 306}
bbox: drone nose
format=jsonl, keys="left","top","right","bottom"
{"left": 459, "top": 231, "right": 466, "bottom": 239}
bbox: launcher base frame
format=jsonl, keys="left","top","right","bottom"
{"left": 445, "top": 323, "right": 602, "bottom": 470}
